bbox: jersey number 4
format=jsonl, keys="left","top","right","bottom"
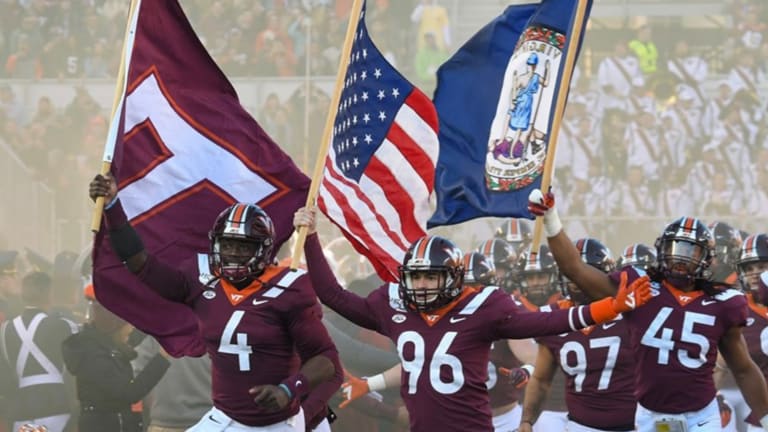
{"left": 219, "top": 311, "right": 253, "bottom": 371}
{"left": 641, "top": 306, "right": 715, "bottom": 369}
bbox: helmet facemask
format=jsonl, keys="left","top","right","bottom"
{"left": 520, "top": 270, "right": 559, "bottom": 306}
{"left": 658, "top": 239, "right": 709, "bottom": 287}
{"left": 399, "top": 266, "right": 462, "bottom": 312}
{"left": 211, "top": 235, "right": 271, "bottom": 283}
{"left": 738, "top": 261, "right": 768, "bottom": 305}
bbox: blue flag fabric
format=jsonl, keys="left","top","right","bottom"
{"left": 428, "top": 0, "right": 592, "bottom": 228}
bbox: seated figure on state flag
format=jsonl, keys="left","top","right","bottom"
{"left": 89, "top": 173, "right": 341, "bottom": 432}
{"left": 293, "top": 206, "right": 652, "bottom": 432}
{"left": 529, "top": 188, "right": 768, "bottom": 432}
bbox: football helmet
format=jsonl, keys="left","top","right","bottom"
{"left": 654, "top": 217, "right": 714, "bottom": 286}
{"left": 209, "top": 203, "right": 275, "bottom": 283}
{"left": 495, "top": 218, "right": 533, "bottom": 252}
{"left": 707, "top": 221, "right": 743, "bottom": 266}
{"left": 399, "top": 236, "right": 464, "bottom": 312}
{"left": 574, "top": 238, "right": 615, "bottom": 273}
{"left": 462, "top": 252, "right": 497, "bottom": 286}
{"left": 737, "top": 234, "right": 768, "bottom": 304}
{"left": 617, "top": 243, "right": 657, "bottom": 271}
{"left": 477, "top": 238, "right": 516, "bottom": 273}
{"left": 517, "top": 244, "right": 560, "bottom": 306}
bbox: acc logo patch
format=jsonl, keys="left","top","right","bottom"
{"left": 203, "top": 290, "right": 216, "bottom": 300}
{"left": 392, "top": 314, "right": 407, "bottom": 324}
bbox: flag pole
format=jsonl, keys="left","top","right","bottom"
{"left": 530, "top": 0, "right": 588, "bottom": 253}
{"left": 291, "top": 0, "right": 364, "bottom": 269}
{"left": 89, "top": 0, "right": 141, "bottom": 233}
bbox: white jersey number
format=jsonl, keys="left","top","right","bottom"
{"left": 560, "top": 336, "right": 621, "bottom": 392}
{"left": 640, "top": 306, "right": 715, "bottom": 369}
{"left": 218, "top": 311, "right": 253, "bottom": 371}
{"left": 397, "top": 331, "right": 464, "bottom": 395}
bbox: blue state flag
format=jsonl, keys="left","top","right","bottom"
{"left": 428, "top": 0, "right": 593, "bottom": 228}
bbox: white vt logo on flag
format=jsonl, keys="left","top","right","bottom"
{"left": 119, "top": 73, "right": 276, "bottom": 219}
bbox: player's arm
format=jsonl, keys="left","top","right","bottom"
{"left": 520, "top": 344, "right": 558, "bottom": 431}
{"left": 529, "top": 189, "right": 617, "bottom": 299}
{"left": 495, "top": 271, "right": 651, "bottom": 339}
{"left": 295, "top": 206, "right": 381, "bottom": 331}
{"left": 89, "top": 173, "right": 192, "bottom": 302}
{"left": 499, "top": 339, "right": 537, "bottom": 387}
{"left": 718, "top": 326, "right": 768, "bottom": 428}
{"left": 252, "top": 305, "right": 339, "bottom": 412}
{"left": 339, "top": 363, "right": 401, "bottom": 408}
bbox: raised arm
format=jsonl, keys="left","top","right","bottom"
{"left": 529, "top": 188, "right": 618, "bottom": 299}
{"left": 295, "top": 207, "right": 382, "bottom": 331}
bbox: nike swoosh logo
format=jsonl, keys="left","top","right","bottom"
{"left": 209, "top": 415, "right": 221, "bottom": 424}
{"left": 253, "top": 299, "right": 269, "bottom": 306}
{"left": 449, "top": 316, "right": 466, "bottom": 324}
{"left": 697, "top": 420, "right": 709, "bottom": 427}
{"left": 701, "top": 299, "right": 717, "bottom": 306}
{"left": 603, "top": 322, "right": 616, "bottom": 330}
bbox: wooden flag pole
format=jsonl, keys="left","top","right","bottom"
{"left": 290, "top": 0, "right": 364, "bottom": 269}
{"left": 90, "top": 0, "right": 141, "bottom": 234}
{"left": 530, "top": 0, "right": 589, "bottom": 254}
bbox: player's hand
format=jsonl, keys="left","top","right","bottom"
{"left": 89, "top": 173, "right": 118, "bottom": 204}
{"left": 518, "top": 420, "right": 534, "bottom": 432}
{"left": 716, "top": 393, "right": 732, "bottom": 427}
{"left": 293, "top": 206, "right": 317, "bottom": 235}
{"left": 527, "top": 188, "right": 555, "bottom": 217}
{"left": 339, "top": 372, "right": 371, "bottom": 408}
{"left": 498, "top": 366, "right": 532, "bottom": 388}
{"left": 528, "top": 188, "right": 562, "bottom": 237}
{"left": 249, "top": 384, "right": 292, "bottom": 412}
{"left": 612, "top": 271, "right": 651, "bottom": 314}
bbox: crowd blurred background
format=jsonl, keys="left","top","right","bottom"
{"left": 0, "top": 0, "right": 767, "bottom": 284}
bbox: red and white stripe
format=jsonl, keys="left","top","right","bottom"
{"left": 318, "top": 90, "right": 438, "bottom": 281}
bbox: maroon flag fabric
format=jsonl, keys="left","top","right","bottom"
{"left": 92, "top": 0, "right": 309, "bottom": 356}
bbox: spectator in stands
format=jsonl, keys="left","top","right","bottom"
{"left": 83, "top": 39, "right": 111, "bottom": 78}
{"left": 628, "top": 24, "right": 658, "bottom": 76}
{"left": 0, "top": 85, "right": 24, "bottom": 126}
{"left": 410, "top": 0, "right": 450, "bottom": 51}
{"left": 414, "top": 31, "right": 448, "bottom": 92}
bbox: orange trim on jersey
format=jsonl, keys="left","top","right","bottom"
{"left": 747, "top": 294, "right": 768, "bottom": 320}
{"left": 663, "top": 280, "right": 704, "bottom": 306}
{"left": 420, "top": 287, "right": 477, "bottom": 326}
{"left": 518, "top": 295, "right": 539, "bottom": 312}
{"left": 219, "top": 265, "right": 285, "bottom": 306}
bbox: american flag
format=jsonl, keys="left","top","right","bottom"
{"left": 318, "top": 2, "right": 439, "bottom": 282}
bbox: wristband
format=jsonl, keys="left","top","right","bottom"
{"left": 521, "top": 364, "right": 535, "bottom": 376}
{"left": 542, "top": 208, "right": 563, "bottom": 238}
{"left": 277, "top": 383, "right": 292, "bottom": 399}
{"left": 104, "top": 195, "right": 119, "bottom": 210}
{"left": 366, "top": 374, "right": 387, "bottom": 392}
{"left": 280, "top": 372, "right": 310, "bottom": 401}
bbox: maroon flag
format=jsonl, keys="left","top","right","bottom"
{"left": 92, "top": 0, "right": 309, "bottom": 356}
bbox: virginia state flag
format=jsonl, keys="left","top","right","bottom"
{"left": 92, "top": 0, "right": 309, "bottom": 356}
{"left": 428, "top": 0, "right": 592, "bottom": 228}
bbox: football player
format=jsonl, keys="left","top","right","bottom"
{"left": 294, "top": 206, "right": 651, "bottom": 432}
{"left": 529, "top": 188, "right": 768, "bottom": 432}
{"left": 338, "top": 252, "right": 537, "bottom": 432}
{"left": 89, "top": 174, "right": 340, "bottom": 432}
{"left": 522, "top": 238, "right": 636, "bottom": 432}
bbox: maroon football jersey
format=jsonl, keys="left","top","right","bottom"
{"left": 137, "top": 254, "right": 336, "bottom": 426}
{"left": 612, "top": 267, "right": 748, "bottom": 414}
{"left": 742, "top": 299, "right": 768, "bottom": 426}
{"left": 305, "top": 235, "right": 604, "bottom": 432}
{"left": 537, "top": 315, "right": 636, "bottom": 429}
{"left": 487, "top": 339, "right": 523, "bottom": 409}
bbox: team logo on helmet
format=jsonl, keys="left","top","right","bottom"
{"left": 485, "top": 26, "right": 565, "bottom": 191}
